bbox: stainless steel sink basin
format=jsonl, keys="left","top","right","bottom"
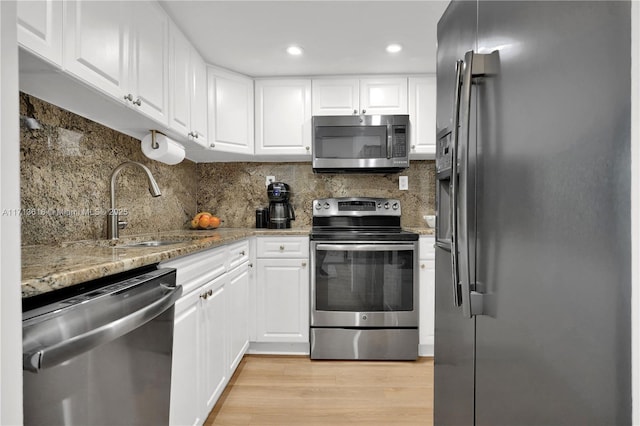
{"left": 119, "top": 240, "right": 188, "bottom": 248}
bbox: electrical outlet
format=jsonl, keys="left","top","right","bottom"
{"left": 399, "top": 176, "right": 409, "bottom": 190}
{"left": 266, "top": 176, "right": 276, "bottom": 186}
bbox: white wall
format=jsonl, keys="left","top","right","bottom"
{"left": 633, "top": 2, "right": 640, "bottom": 425}
{"left": 0, "top": 0, "right": 23, "bottom": 425}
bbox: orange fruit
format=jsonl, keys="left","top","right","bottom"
{"left": 198, "top": 215, "right": 211, "bottom": 228}
{"left": 209, "top": 216, "right": 221, "bottom": 228}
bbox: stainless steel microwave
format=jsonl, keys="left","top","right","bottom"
{"left": 312, "top": 115, "right": 410, "bottom": 173}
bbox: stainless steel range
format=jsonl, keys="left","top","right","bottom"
{"left": 310, "top": 197, "right": 419, "bottom": 360}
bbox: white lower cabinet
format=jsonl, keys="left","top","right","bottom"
{"left": 419, "top": 235, "right": 435, "bottom": 356}
{"left": 226, "top": 243, "right": 250, "bottom": 374}
{"left": 166, "top": 241, "right": 250, "bottom": 426}
{"left": 254, "top": 236, "right": 310, "bottom": 346}
{"left": 169, "top": 286, "right": 202, "bottom": 426}
{"left": 200, "top": 279, "right": 227, "bottom": 420}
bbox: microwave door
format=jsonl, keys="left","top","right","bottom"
{"left": 314, "top": 126, "right": 388, "bottom": 160}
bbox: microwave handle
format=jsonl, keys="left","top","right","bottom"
{"left": 387, "top": 133, "right": 392, "bottom": 159}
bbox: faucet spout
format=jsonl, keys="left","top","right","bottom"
{"left": 108, "top": 161, "right": 162, "bottom": 240}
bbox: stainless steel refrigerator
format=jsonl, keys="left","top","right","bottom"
{"left": 434, "top": 2, "right": 631, "bottom": 425}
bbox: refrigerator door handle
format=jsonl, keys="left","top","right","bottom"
{"left": 460, "top": 50, "right": 499, "bottom": 318}
{"left": 450, "top": 59, "right": 464, "bottom": 308}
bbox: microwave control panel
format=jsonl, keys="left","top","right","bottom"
{"left": 391, "top": 126, "right": 407, "bottom": 158}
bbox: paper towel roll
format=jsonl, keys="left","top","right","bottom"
{"left": 141, "top": 132, "right": 185, "bottom": 165}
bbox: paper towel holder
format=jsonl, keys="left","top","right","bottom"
{"left": 149, "top": 129, "right": 162, "bottom": 150}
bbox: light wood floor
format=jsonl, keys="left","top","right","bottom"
{"left": 205, "top": 355, "right": 434, "bottom": 426}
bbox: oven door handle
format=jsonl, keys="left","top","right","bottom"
{"left": 315, "top": 244, "right": 415, "bottom": 252}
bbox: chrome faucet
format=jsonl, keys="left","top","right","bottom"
{"left": 107, "top": 161, "right": 161, "bottom": 240}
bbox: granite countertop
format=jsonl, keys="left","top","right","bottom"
{"left": 21, "top": 226, "right": 434, "bottom": 298}
{"left": 21, "top": 228, "right": 310, "bottom": 298}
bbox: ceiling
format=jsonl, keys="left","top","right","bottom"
{"left": 159, "top": 1, "right": 450, "bottom": 78}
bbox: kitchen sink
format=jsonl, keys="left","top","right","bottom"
{"left": 118, "top": 240, "right": 190, "bottom": 248}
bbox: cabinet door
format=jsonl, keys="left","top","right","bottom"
{"left": 256, "top": 258, "right": 309, "bottom": 342}
{"left": 311, "top": 79, "right": 359, "bottom": 116}
{"left": 227, "top": 265, "right": 250, "bottom": 374}
{"left": 409, "top": 76, "right": 437, "bottom": 159}
{"left": 190, "top": 50, "right": 209, "bottom": 147}
{"left": 208, "top": 68, "right": 254, "bottom": 155}
{"left": 168, "top": 24, "right": 191, "bottom": 137}
{"left": 359, "top": 78, "right": 408, "bottom": 115}
{"left": 64, "top": 0, "right": 128, "bottom": 100}
{"left": 128, "top": 1, "right": 169, "bottom": 125}
{"left": 255, "top": 79, "right": 312, "bottom": 157}
{"left": 200, "top": 279, "right": 227, "bottom": 419}
{"left": 17, "top": 0, "right": 63, "bottom": 66}
{"left": 170, "top": 292, "right": 202, "bottom": 426}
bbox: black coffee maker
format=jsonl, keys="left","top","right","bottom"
{"left": 267, "top": 182, "right": 295, "bottom": 229}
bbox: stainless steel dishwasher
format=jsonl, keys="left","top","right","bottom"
{"left": 22, "top": 266, "right": 182, "bottom": 426}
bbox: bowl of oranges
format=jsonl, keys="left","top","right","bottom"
{"left": 190, "top": 212, "right": 222, "bottom": 230}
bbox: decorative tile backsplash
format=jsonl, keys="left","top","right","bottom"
{"left": 20, "top": 93, "right": 435, "bottom": 245}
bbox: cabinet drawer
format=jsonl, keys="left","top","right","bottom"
{"left": 256, "top": 236, "right": 309, "bottom": 258}
{"left": 227, "top": 240, "right": 250, "bottom": 270}
{"left": 419, "top": 236, "right": 435, "bottom": 260}
{"left": 161, "top": 245, "right": 227, "bottom": 296}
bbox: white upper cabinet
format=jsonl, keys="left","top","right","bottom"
{"left": 168, "top": 24, "right": 191, "bottom": 137}
{"left": 254, "top": 79, "right": 312, "bottom": 158}
{"left": 17, "top": 0, "right": 63, "bottom": 67}
{"left": 64, "top": 1, "right": 169, "bottom": 124}
{"left": 208, "top": 67, "right": 254, "bottom": 155}
{"left": 64, "top": 0, "right": 128, "bottom": 99}
{"left": 409, "top": 76, "right": 437, "bottom": 159}
{"left": 359, "top": 78, "right": 408, "bottom": 115}
{"left": 312, "top": 77, "right": 408, "bottom": 116}
{"left": 128, "top": 1, "right": 169, "bottom": 125}
{"left": 168, "top": 23, "right": 208, "bottom": 148}
{"left": 190, "top": 50, "right": 209, "bottom": 146}
{"left": 311, "top": 79, "right": 360, "bottom": 116}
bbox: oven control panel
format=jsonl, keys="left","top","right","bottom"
{"left": 313, "top": 197, "right": 401, "bottom": 217}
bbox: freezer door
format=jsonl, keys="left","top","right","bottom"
{"left": 473, "top": 1, "right": 631, "bottom": 425}
{"left": 433, "top": 1, "right": 477, "bottom": 425}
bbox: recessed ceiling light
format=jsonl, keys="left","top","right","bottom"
{"left": 286, "top": 45, "right": 304, "bottom": 56}
{"left": 386, "top": 44, "right": 403, "bottom": 53}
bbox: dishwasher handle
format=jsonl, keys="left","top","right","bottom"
{"left": 24, "top": 284, "right": 182, "bottom": 373}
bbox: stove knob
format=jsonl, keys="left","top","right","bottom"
{"left": 324, "top": 202, "right": 330, "bottom": 209}
{"left": 384, "top": 202, "right": 390, "bottom": 209}
{"left": 392, "top": 202, "right": 399, "bottom": 210}
{"left": 315, "top": 203, "right": 322, "bottom": 210}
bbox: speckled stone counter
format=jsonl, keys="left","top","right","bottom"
{"left": 22, "top": 228, "right": 310, "bottom": 298}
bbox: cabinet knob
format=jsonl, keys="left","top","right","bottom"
{"left": 353, "top": 109, "right": 358, "bottom": 115}
{"left": 124, "top": 93, "right": 133, "bottom": 102}
{"left": 210, "top": 143, "right": 215, "bottom": 148}
{"left": 279, "top": 245, "right": 285, "bottom": 251}
{"left": 208, "top": 289, "right": 213, "bottom": 296}
{"left": 362, "top": 109, "right": 366, "bottom": 114}
{"left": 200, "top": 292, "right": 208, "bottom": 300}
{"left": 248, "top": 263, "right": 253, "bottom": 268}
{"left": 305, "top": 146, "right": 310, "bottom": 151}
{"left": 411, "top": 145, "right": 416, "bottom": 150}
{"left": 301, "top": 262, "right": 307, "bottom": 267}
{"left": 239, "top": 250, "right": 246, "bottom": 256}
{"left": 421, "top": 264, "right": 426, "bottom": 269}
{"left": 194, "top": 133, "right": 199, "bottom": 139}
{"left": 133, "top": 97, "right": 142, "bottom": 106}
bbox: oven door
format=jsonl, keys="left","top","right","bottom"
{"left": 310, "top": 241, "right": 418, "bottom": 328}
